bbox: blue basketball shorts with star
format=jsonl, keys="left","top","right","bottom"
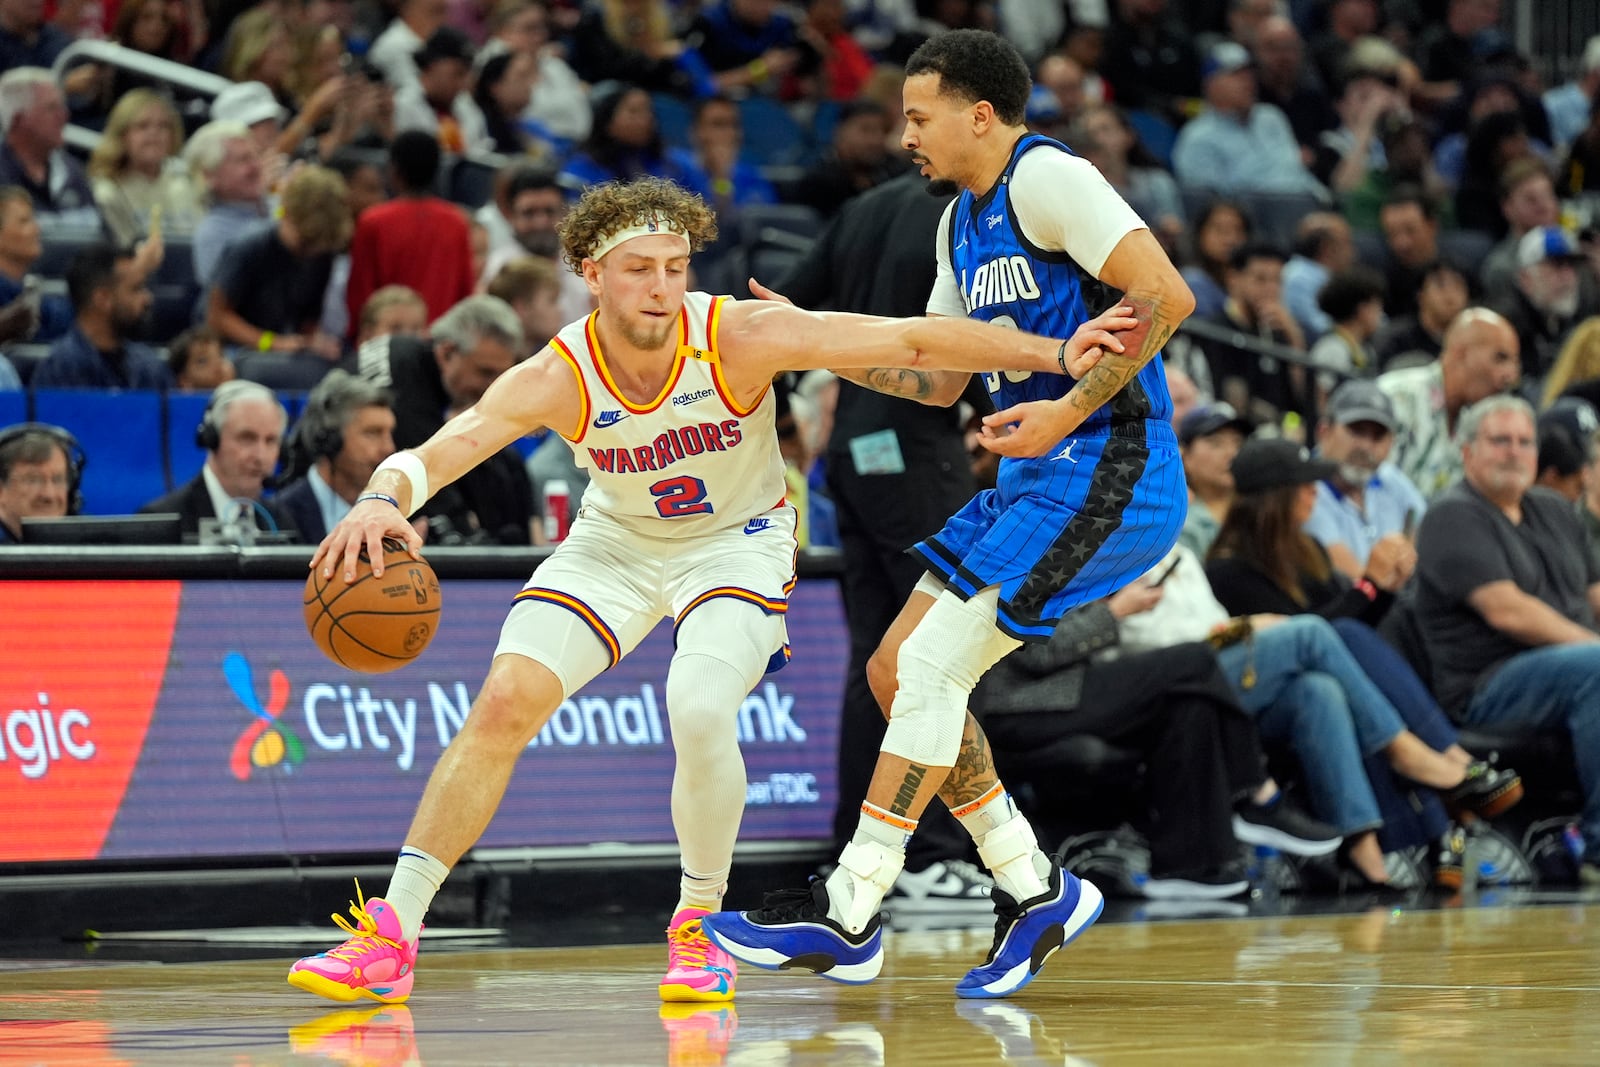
{"left": 911, "top": 420, "right": 1187, "bottom": 642}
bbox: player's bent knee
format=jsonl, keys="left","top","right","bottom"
{"left": 881, "top": 589, "right": 1019, "bottom": 767}
{"left": 466, "top": 653, "right": 564, "bottom": 746}
{"left": 865, "top": 642, "right": 899, "bottom": 719}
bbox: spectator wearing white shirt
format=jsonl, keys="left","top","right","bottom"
{"left": 369, "top": 0, "right": 449, "bottom": 91}
{"left": 393, "top": 27, "right": 493, "bottom": 155}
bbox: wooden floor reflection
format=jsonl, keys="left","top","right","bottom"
{"left": 3, "top": 903, "right": 1598, "bottom": 1066}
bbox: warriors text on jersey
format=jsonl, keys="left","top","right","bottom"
{"left": 547, "top": 291, "right": 785, "bottom": 539}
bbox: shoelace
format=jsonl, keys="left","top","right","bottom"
{"left": 979, "top": 891, "right": 1027, "bottom": 966}
{"left": 941, "top": 859, "right": 996, "bottom": 891}
{"left": 667, "top": 918, "right": 716, "bottom": 968}
{"left": 750, "top": 883, "right": 822, "bottom": 922}
{"left": 325, "top": 879, "right": 404, "bottom": 963}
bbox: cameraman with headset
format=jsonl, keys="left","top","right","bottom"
{"left": 0, "top": 423, "right": 79, "bottom": 544}
{"left": 275, "top": 370, "right": 401, "bottom": 544}
{"left": 139, "top": 380, "right": 293, "bottom": 540}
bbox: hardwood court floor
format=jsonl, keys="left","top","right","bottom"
{"left": 2, "top": 903, "right": 1598, "bottom": 1066}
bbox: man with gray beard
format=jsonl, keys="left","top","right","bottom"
{"left": 1305, "top": 379, "right": 1426, "bottom": 582}
{"left": 1490, "top": 226, "right": 1600, "bottom": 383}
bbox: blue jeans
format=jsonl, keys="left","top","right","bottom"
{"left": 1466, "top": 644, "right": 1600, "bottom": 856}
{"left": 1217, "top": 616, "right": 1383, "bottom": 836}
{"left": 1218, "top": 616, "right": 1446, "bottom": 847}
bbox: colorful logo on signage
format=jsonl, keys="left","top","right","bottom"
{"left": 225, "top": 652, "right": 303, "bottom": 779}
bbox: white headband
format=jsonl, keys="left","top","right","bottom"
{"left": 589, "top": 217, "right": 691, "bottom": 263}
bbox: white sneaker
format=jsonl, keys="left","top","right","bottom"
{"left": 885, "top": 860, "right": 994, "bottom": 912}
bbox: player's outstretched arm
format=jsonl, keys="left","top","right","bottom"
{"left": 720, "top": 295, "right": 1134, "bottom": 383}
{"left": 745, "top": 278, "right": 970, "bottom": 406}
{"left": 979, "top": 229, "right": 1195, "bottom": 457}
{"left": 310, "top": 350, "right": 581, "bottom": 582}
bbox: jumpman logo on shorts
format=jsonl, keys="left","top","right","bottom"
{"left": 1051, "top": 441, "right": 1081, "bottom": 463}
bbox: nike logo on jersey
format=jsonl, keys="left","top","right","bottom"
{"left": 593, "top": 410, "right": 630, "bottom": 428}
{"left": 986, "top": 214, "right": 1003, "bottom": 229}
{"left": 1052, "top": 441, "right": 1082, "bottom": 463}
{"left": 743, "top": 517, "right": 774, "bottom": 534}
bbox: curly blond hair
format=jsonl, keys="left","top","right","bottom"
{"left": 89, "top": 89, "right": 184, "bottom": 180}
{"left": 281, "top": 165, "right": 352, "bottom": 255}
{"left": 558, "top": 177, "right": 717, "bottom": 274}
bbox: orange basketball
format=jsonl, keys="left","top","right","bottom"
{"left": 303, "top": 539, "right": 442, "bottom": 673}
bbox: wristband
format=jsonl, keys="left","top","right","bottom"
{"left": 1355, "top": 578, "right": 1379, "bottom": 601}
{"left": 257, "top": 331, "right": 275, "bottom": 352}
{"left": 356, "top": 492, "right": 400, "bottom": 510}
{"left": 748, "top": 58, "right": 767, "bottom": 80}
{"left": 1056, "top": 338, "right": 1070, "bottom": 375}
{"left": 374, "top": 450, "right": 429, "bottom": 512}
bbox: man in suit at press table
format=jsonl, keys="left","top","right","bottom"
{"left": 139, "top": 380, "right": 294, "bottom": 540}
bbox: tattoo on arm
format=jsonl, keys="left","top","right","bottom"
{"left": 1065, "top": 291, "right": 1175, "bottom": 418}
{"left": 939, "top": 716, "right": 997, "bottom": 808}
{"left": 890, "top": 764, "right": 929, "bottom": 816}
{"left": 837, "top": 366, "right": 939, "bottom": 400}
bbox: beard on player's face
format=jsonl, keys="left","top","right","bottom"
{"left": 926, "top": 177, "right": 958, "bottom": 196}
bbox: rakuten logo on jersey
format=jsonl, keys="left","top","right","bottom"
{"left": 1, "top": 693, "right": 95, "bottom": 779}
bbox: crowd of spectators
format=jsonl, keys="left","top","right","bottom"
{"left": 1, "top": 0, "right": 1600, "bottom": 897}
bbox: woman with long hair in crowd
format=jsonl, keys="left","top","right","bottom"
{"left": 1182, "top": 198, "right": 1251, "bottom": 319}
{"left": 88, "top": 89, "right": 203, "bottom": 245}
{"left": 1543, "top": 316, "right": 1600, "bottom": 410}
{"left": 559, "top": 83, "right": 695, "bottom": 188}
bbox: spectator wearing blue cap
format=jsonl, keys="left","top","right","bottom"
{"left": 1490, "top": 226, "right": 1600, "bottom": 382}
{"left": 1171, "top": 40, "right": 1328, "bottom": 199}
{"left": 1307, "top": 379, "right": 1427, "bottom": 580}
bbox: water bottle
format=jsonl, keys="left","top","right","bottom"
{"left": 543, "top": 479, "right": 571, "bottom": 543}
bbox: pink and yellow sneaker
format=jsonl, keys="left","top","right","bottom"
{"left": 659, "top": 908, "right": 737, "bottom": 1003}
{"left": 288, "top": 882, "right": 420, "bottom": 1004}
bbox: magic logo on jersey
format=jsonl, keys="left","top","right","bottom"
{"left": 587, "top": 419, "right": 747, "bottom": 475}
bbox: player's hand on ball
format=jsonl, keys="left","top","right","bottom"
{"left": 1059, "top": 305, "right": 1136, "bottom": 378}
{"left": 311, "top": 498, "right": 425, "bottom": 584}
{"left": 747, "top": 277, "right": 795, "bottom": 306}
{"left": 978, "top": 399, "right": 1078, "bottom": 458}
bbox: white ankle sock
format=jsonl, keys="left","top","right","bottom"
{"left": 675, "top": 865, "right": 730, "bottom": 915}
{"left": 385, "top": 846, "right": 449, "bottom": 942}
{"left": 824, "top": 803, "right": 912, "bottom": 930}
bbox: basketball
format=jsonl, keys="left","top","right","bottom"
{"left": 303, "top": 539, "right": 442, "bottom": 673}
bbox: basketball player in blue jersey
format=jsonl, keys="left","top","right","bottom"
{"left": 702, "top": 30, "right": 1198, "bottom": 998}
{"left": 285, "top": 177, "right": 1131, "bottom": 1007}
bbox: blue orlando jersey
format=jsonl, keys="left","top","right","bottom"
{"left": 947, "top": 134, "right": 1173, "bottom": 437}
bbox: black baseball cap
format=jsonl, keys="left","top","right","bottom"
{"left": 415, "top": 27, "right": 474, "bottom": 68}
{"left": 1178, "top": 402, "right": 1253, "bottom": 446}
{"left": 1231, "top": 438, "right": 1338, "bottom": 494}
{"left": 1537, "top": 397, "right": 1599, "bottom": 475}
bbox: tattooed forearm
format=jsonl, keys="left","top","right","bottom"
{"left": 890, "top": 764, "right": 929, "bottom": 815}
{"left": 939, "top": 716, "right": 996, "bottom": 807}
{"left": 836, "top": 366, "right": 938, "bottom": 400}
{"left": 1064, "top": 291, "right": 1176, "bottom": 418}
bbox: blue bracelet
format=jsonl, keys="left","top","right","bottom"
{"left": 356, "top": 492, "right": 401, "bottom": 510}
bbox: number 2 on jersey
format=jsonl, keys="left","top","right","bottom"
{"left": 651, "top": 475, "right": 713, "bottom": 518}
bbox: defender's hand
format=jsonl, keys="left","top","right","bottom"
{"left": 1058, "top": 305, "right": 1136, "bottom": 378}
{"left": 311, "top": 499, "right": 424, "bottom": 583}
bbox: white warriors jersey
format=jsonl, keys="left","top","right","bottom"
{"left": 547, "top": 291, "right": 786, "bottom": 539}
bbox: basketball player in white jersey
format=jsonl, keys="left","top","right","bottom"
{"left": 287, "top": 177, "right": 1132, "bottom": 1006}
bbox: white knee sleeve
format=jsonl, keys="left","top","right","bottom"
{"left": 881, "top": 587, "right": 1021, "bottom": 766}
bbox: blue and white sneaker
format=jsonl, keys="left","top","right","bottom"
{"left": 699, "top": 879, "right": 883, "bottom": 985}
{"left": 955, "top": 859, "right": 1103, "bottom": 999}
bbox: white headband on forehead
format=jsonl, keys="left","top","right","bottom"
{"left": 589, "top": 216, "right": 691, "bottom": 262}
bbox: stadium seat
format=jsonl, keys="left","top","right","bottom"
{"left": 737, "top": 204, "right": 823, "bottom": 252}
{"left": 34, "top": 225, "right": 104, "bottom": 279}
{"left": 5, "top": 343, "right": 51, "bottom": 386}
{"left": 1438, "top": 229, "right": 1496, "bottom": 276}
{"left": 1244, "top": 191, "right": 1331, "bottom": 247}
{"left": 440, "top": 153, "right": 505, "bottom": 210}
{"left": 652, "top": 93, "right": 694, "bottom": 150}
{"left": 0, "top": 389, "right": 23, "bottom": 427}
{"left": 737, "top": 97, "right": 808, "bottom": 167}
{"left": 33, "top": 388, "right": 166, "bottom": 514}
{"left": 1124, "top": 108, "right": 1177, "bottom": 169}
